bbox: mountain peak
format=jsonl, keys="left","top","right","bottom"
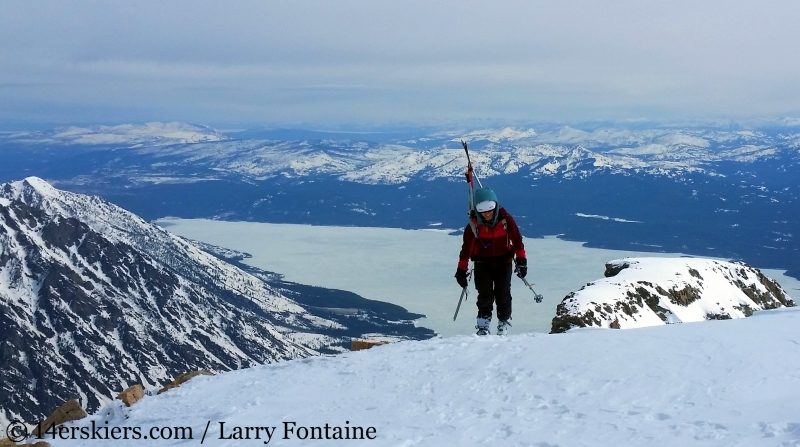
{"left": 19, "top": 175, "right": 59, "bottom": 197}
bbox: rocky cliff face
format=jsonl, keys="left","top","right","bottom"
{"left": 0, "top": 177, "right": 430, "bottom": 425}
{"left": 550, "top": 257, "right": 795, "bottom": 334}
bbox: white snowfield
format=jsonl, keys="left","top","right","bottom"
{"left": 554, "top": 257, "right": 795, "bottom": 331}
{"left": 44, "top": 307, "right": 800, "bottom": 447}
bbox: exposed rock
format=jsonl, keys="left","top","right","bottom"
{"left": 733, "top": 304, "right": 754, "bottom": 317}
{"left": 117, "top": 384, "right": 145, "bottom": 407}
{"left": 0, "top": 435, "right": 50, "bottom": 446}
{"left": 351, "top": 340, "right": 388, "bottom": 351}
{"left": 551, "top": 293, "right": 601, "bottom": 333}
{"left": 604, "top": 261, "right": 630, "bottom": 278}
{"left": 158, "top": 370, "right": 215, "bottom": 395}
{"left": 32, "top": 399, "right": 87, "bottom": 438}
{"left": 666, "top": 285, "right": 702, "bottom": 306}
{"left": 639, "top": 287, "right": 672, "bottom": 322}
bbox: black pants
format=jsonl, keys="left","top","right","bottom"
{"left": 474, "top": 260, "right": 513, "bottom": 321}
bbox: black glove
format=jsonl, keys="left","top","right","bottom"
{"left": 515, "top": 257, "right": 528, "bottom": 278}
{"left": 455, "top": 268, "right": 468, "bottom": 288}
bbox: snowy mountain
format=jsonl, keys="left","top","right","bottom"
{"left": 550, "top": 257, "right": 795, "bottom": 333}
{"left": 35, "top": 306, "right": 800, "bottom": 447}
{"left": 0, "top": 177, "right": 431, "bottom": 425}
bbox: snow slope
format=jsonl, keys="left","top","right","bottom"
{"left": 41, "top": 306, "right": 800, "bottom": 447}
{"left": 551, "top": 257, "right": 794, "bottom": 332}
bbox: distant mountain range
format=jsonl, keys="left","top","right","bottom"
{"left": 1, "top": 122, "right": 798, "bottom": 282}
{"left": 0, "top": 177, "right": 432, "bottom": 424}
{"left": 5, "top": 122, "right": 798, "bottom": 184}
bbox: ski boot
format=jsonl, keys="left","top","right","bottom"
{"left": 497, "top": 319, "right": 512, "bottom": 336}
{"left": 476, "top": 317, "right": 491, "bottom": 336}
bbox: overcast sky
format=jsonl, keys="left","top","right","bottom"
{"left": 1, "top": 1, "right": 799, "bottom": 128}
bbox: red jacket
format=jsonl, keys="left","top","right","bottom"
{"left": 458, "top": 207, "right": 526, "bottom": 270}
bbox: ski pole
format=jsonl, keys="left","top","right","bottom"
{"left": 453, "top": 270, "right": 472, "bottom": 321}
{"left": 515, "top": 266, "right": 544, "bottom": 303}
{"left": 453, "top": 286, "right": 468, "bottom": 321}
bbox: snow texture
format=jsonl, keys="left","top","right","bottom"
{"left": 42, "top": 306, "right": 800, "bottom": 447}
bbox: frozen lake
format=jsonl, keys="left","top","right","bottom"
{"left": 157, "top": 219, "right": 800, "bottom": 337}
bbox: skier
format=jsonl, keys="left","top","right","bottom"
{"left": 455, "top": 187, "right": 527, "bottom": 336}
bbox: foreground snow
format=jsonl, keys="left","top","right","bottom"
{"left": 48, "top": 307, "right": 800, "bottom": 446}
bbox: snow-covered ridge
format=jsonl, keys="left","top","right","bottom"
{"left": 6, "top": 122, "right": 226, "bottom": 146}
{"left": 551, "top": 257, "right": 794, "bottom": 332}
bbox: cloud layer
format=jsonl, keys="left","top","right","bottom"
{"left": 2, "top": 0, "right": 799, "bottom": 126}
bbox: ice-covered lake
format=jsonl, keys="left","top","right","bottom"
{"left": 157, "top": 219, "right": 800, "bottom": 337}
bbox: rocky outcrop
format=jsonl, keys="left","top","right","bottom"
{"left": 157, "top": 370, "right": 215, "bottom": 395}
{"left": 116, "top": 385, "right": 145, "bottom": 407}
{"left": 551, "top": 257, "right": 795, "bottom": 333}
{"left": 350, "top": 340, "right": 388, "bottom": 351}
{"left": 32, "top": 400, "right": 87, "bottom": 438}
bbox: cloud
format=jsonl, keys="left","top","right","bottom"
{"left": 1, "top": 0, "right": 800, "bottom": 125}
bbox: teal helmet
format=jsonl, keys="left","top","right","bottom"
{"left": 473, "top": 187, "right": 499, "bottom": 227}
